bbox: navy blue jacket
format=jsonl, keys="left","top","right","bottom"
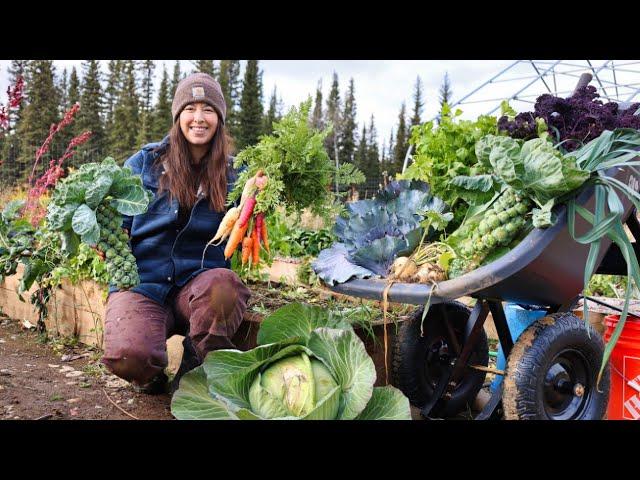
{"left": 108, "top": 138, "right": 240, "bottom": 305}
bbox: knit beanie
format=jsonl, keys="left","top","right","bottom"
{"left": 171, "top": 72, "right": 226, "bottom": 124}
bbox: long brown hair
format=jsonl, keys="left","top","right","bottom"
{"left": 155, "top": 122, "right": 233, "bottom": 212}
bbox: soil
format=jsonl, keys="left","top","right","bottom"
{"left": 0, "top": 317, "right": 173, "bottom": 420}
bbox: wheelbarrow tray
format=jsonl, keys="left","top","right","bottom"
{"left": 329, "top": 165, "right": 640, "bottom": 308}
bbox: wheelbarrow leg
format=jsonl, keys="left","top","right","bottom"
{"left": 626, "top": 208, "right": 640, "bottom": 241}
{"left": 473, "top": 300, "right": 513, "bottom": 420}
{"left": 420, "top": 301, "right": 490, "bottom": 419}
{"left": 475, "top": 389, "right": 503, "bottom": 420}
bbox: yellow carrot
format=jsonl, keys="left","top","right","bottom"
{"left": 210, "top": 207, "right": 240, "bottom": 246}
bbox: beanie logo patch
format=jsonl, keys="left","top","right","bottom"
{"left": 192, "top": 86, "right": 205, "bottom": 99}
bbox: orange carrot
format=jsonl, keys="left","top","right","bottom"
{"left": 241, "top": 236, "right": 253, "bottom": 265}
{"left": 224, "top": 220, "right": 249, "bottom": 260}
{"left": 251, "top": 222, "right": 260, "bottom": 265}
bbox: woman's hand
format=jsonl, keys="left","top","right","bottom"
{"left": 255, "top": 172, "right": 267, "bottom": 190}
{"left": 240, "top": 171, "right": 268, "bottom": 209}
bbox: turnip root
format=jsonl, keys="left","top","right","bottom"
{"left": 414, "top": 263, "right": 446, "bottom": 283}
{"left": 389, "top": 256, "right": 418, "bottom": 280}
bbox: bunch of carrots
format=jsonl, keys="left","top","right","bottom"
{"left": 204, "top": 170, "right": 270, "bottom": 269}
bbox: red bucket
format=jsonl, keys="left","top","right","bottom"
{"left": 604, "top": 314, "right": 640, "bottom": 420}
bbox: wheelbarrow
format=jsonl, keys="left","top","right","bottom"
{"left": 327, "top": 161, "right": 640, "bottom": 420}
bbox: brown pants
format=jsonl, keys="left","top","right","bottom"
{"left": 101, "top": 268, "right": 251, "bottom": 386}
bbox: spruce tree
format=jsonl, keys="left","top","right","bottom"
{"left": 109, "top": 60, "right": 140, "bottom": 162}
{"left": 104, "top": 60, "right": 123, "bottom": 141}
{"left": 324, "top": 72, "right": 341, "bottom": 162}
{"left": 68, "top": 67, "right": 81, "bottom": 107}
{"left": 364, "top": 116, "right": 380, "bottom": 197}
{"left": 439, "top": 72, "right": 453, "bottom": 108}
{"left": 393, "top": 102, "right": 408, "bottom": 175}
{"left": 17, "top": 61, "right": 61, "bottom": 181}
{"left": 76, "top": 60, "right": 104, "bottom": 165}
{"left": 311, "top": 80, "right": 324, "bottom": 130}
{"left": 58, "top": 68, "right": 69, "bottom": 113}
{"left": 170, "top": 60, "right": 183, "bottom": 98}
{"left": 55, "top": 65, "right": 79, "bottom": 161}
{"left": 385, "top": 128, "right": 395, "bottom": 176}
{"left": 263, "top": 86, "right": 280, "bottom": 136}
{"left": 219, "top": 60, "right": 241, "bottom": 139}
{"left": 136, "top": 60, "right": 156, "bottom": 146}
{"left": 410, "top": 76, "right": 424, "bottom": 128}
{"left": 354, "top": 124, "right": 367, "bottom": 175}
{"left": 137, "top": 60, "right": 155, "bottom": 115}
{"left": 151, "top": 64, "right": 172, "bottom": 139}
{"left": 338, "top": 78, "right": 357, "bottom": 165}
{"left": 192, "top": 60, "right": 216, "bottom": 77}
{"left": 237, "top": 60, "right": 264, "bottom": 150}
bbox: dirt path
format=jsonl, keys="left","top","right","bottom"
{"left": 0, "top": 317, "right": 173, "bottom": 420}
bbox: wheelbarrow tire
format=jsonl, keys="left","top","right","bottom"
{"left": 392, "top": 301, "right": 489, "bottom": 417}
{"left": 502, "top": 312, "right": 610, "bottom": 420}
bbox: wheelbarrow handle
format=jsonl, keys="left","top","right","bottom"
{"left": 572, "top": 73, "right": 593, "bottom": 96}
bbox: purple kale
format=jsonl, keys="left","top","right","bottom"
{"left": 497, "top": 111, "right": 538, "bottom": 140}
{"left": 498, "top": 85, "right": 640, "bottom": 151}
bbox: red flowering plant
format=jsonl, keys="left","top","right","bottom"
{"left": 0, "top": 99, "right": 92, "bottom": 332}
{"left": 22, "top": 102, "right": 92, "bottom": 225}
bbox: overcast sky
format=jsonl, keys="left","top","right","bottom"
{"left": 1, "top": 60, "right": 636, "bottom": 152}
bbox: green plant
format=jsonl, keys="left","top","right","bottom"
{"left": 263, "top": 208, "right": 335, "bottom": 259}
{"left": 401, "top": 103, "right": 499, "bottom": 228}
{"left": 585, "top": 274, "right": 628, "bottom": 298}
{"left": 296, "top": 258, "right": 320, "bottom": 287}
{"left": 171, "top": 303, "right": 411, "bottom": 420}
{"left": 229, "top": 98, "right": 365, "bottom": 221}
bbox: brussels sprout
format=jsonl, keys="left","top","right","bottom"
{"left": 516, "top": 202, "right": 529, "bottom": 215}
{"left": 506, "top": 206, "right": 519, "bottom": 218}
{"left": 107, "top": 234, "right": 117, "bottom": 244}
{"left": 123, "top": 262, "right": 133, "bottom": 272}
{"left": 120, "top": 275, "right": 131, "bottom": 286}
{"left": 487, "top": 214, "right": 500, "bottom": 229}
{"left": 112, "top": 256, "right": 124, "bottom": 266}
{"left": 105, "top": 248, "right": 117, "bottom": 259}
{"left": 504, "top": 221, "right": 519, "bottom": 234}
{"left": 474, "top": 239, "right": 485, "bottom": 252}
{"left": 478, "top": 220, "right": 489, "bottom": 235}
{"left": 483, "top": 234, "right": 497, "bottom": 249}
{"left": 118, "top": 232, "right": 129, "bottom": 242}
{"left": 494, "top": 226, "right": 508, "bottom": 243}
{"left": 497, "top": 211, "right": 509, "bottom": 224}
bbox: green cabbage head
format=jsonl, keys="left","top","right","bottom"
{"left": 249, "top": 353, "right": 339, "bottom": 419}
{"left": 170, "top": 303, "right": 411, "bottom": 420}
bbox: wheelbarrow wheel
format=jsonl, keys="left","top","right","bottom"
{"left": 392, "top": 301, "right": 489, "bottom": 417}
{"left": 502, "top": 312, "right": 610, "bottom": 420}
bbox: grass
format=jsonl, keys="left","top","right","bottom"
{"left": 49, "top": 393, "right": 63, "bottom": 401}
{"left": 82, "top": 361, "right": 107, "bottom": 378}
